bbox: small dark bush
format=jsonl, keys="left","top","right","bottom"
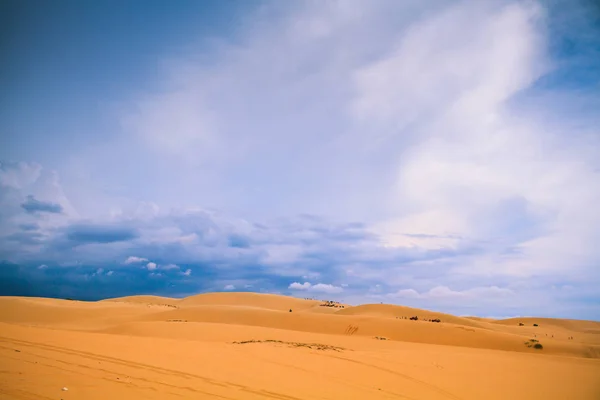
{"left": 518, "top": 322, "right": 524, "bottom": 326}
{"left": 289, "top": 309, "right": 292, "bottom": 312}
{"left": 525, "top": 340, "right": 543, "bottom": 349}
{"left": 533, "top": 323, "right": 538, "bottom": 327}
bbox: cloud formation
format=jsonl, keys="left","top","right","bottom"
{"left": 124, "top": 256, "right": 148, "bottom": 264}
{"left": 391, "top": 286, "right": 514, "bottom": 300}
{"left": 1, "top": 0, "right": 599, "bottom": 319}
{"left": 21, "top": 195, "right": 63, "bottom": 214}
{"left": 65, "top": 224, "right": 139, "bottom": 245}
{"left": 289, "top": 282, "right": 344, "bottom": 294}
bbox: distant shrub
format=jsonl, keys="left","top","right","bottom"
{"left": 519, "top": 322, "right": 524, "bottom": 326}
{"left": 524, "top": 340, "right": 543, "bottom": 350}
{"left": 533, "top": 323, "right": 538, "bottom": 327}
{"left": 289, "top": 309, "right": 292, "bottom": 312}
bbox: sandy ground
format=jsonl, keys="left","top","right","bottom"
{"left": 1, "top": 293, "right": 599, "bottom": 399}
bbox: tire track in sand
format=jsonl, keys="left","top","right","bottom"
{"left": 0, "top": 335, "right": 304, "bottom": 400}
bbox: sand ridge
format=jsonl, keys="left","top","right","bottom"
{"left": 1, "top": 292, "right": 599, "bottom": 399}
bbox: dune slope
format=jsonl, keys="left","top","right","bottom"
{"left": 1, "top": 293, "right": 599, "bottom": 400}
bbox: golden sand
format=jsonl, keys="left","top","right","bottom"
{"left": 1, "top": 293, "right": 599, "bottom": 399}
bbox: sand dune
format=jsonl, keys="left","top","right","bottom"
{"left": 1, "top": 293, "right": 599, "bottom": 399}
{"left": 335, "top": 303, "right": 486, "bottom": 328}
{"left": 179, "top": 292, "right": 323, "bottom": 311}
{"left": 102, "top": 294, "right": 181, "bottom": 307}
{"left": 464, "top": 316, "right": 497, "bottom": 322}
{"left": 493, "top": 316, "right": 600, "bottom": 332}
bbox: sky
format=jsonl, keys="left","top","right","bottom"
{"left": 1, "top": 0, "right": 599, "bottom": 319}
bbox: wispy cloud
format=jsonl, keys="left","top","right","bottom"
{"left": 1, "top": 0, "right": 599, "bottom": 319}
{"left": 389, "top": 286, "right": 514, "bottom": 300}
{"left": 123, "top": 256, "right": 148, "bottom": 264}
{"left": 289, "top": 282, "right": 344, "bottom": 294}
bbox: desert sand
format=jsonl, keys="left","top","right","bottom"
{"left": 1, "top": 293, "right": 599, "bottom": 399}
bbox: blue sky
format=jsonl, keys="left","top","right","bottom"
{"left": 1, "top": 0, "right": 599, "bottom": 319}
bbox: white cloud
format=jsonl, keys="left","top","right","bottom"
{"left": 352, "top": 3, "right": 546, "bottom": 125}
{"left": 182, "top": 269, "right": 192, "bottom": 276}
{"left": 37, "top": 264, "right": 48, "bottom": 269}
{"left": 302, "top": 272, "right": 321, "bottom": 280}
{"left": 122, "top": 91, "right": 220, "bottom": 166}
{"left": 0, "top": 161, "right": 42, "bottom": 189}
{"left": 349, "top": 1, "right": 600, "bottom": 281}
{"left": 146, "top": 262, "right": 157, "bottom": 271}
{"left": 106, "top": 270, "right": 114, "bottom": 276}
{"left": 106, "top": 1, "right": 599, "bottom": 280}
{"left": 133, "top": 202, "right": 160, "bottom": 219}
{"left": 262, "top": 245, "right": 304, "bottom": 265}
{"left": 288, "top": 282, "right": 343, "bottom": 294}
{"left": 289, "top": 282, "right": 312, "bottom": 290}
{"left": 124, "top": 256, "right": 148, "bottom": 264}
{"left": 390, "top": 286, "right": 514, "bottom": 300}
{"left": 311, "top": 283, "right": 344, "bottom": 294}
{"left": 0, "top": 162, "right": 77, "bottom": 243}
{"left": 162, "top": 263, "right": 180, "bottom": 270}
{"left": 392, "top": 288, "right": 421, "bottom": 299}
{"left": 224, "top": 284, "right": 235, "bottom": 290}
